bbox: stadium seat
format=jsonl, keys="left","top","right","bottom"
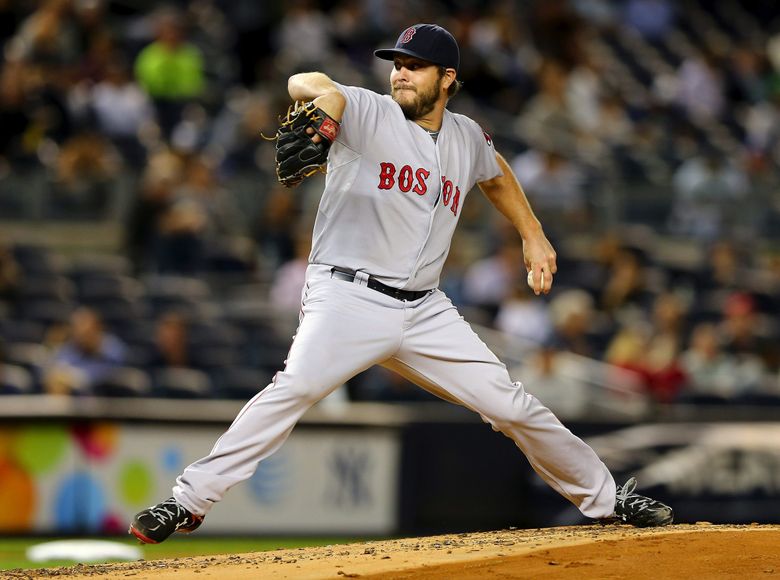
{"left": 213, "top": 367, "right": 269, "bottom": 400}
{"left": 152, "top": 367, "right": 212, "bottom": 399}
{"left": 0, "top": 364, "right": 35, "bottom": 394}
{"left": 12, "top": 245, "right": 64, "bottom": 275}
{"left": 190, "top": 346, "right": 240, "bottom": 371}
{"left": 6, "top": 342, "right": 49, "bottom": 370}
{"left": 93, "top": 367, "right": 152, "bottom": 398}
{"left": 76, "top": 274, "right": 145, "bottom": 302}
{"left": 0, "top": 319, "right": 47, "bottom": 344}
{"left": 189, "top": 321, "right": 244, "bottom": 349}
{"left": 68, "top": 254, "right": 132, "bottom": 280}
{"left": 5, "top": 342, "right": 50, "bottom": 388}
{"left": 15, "top": 299, "right": 73, "bottom": 326}
{"left": 19, "top": 275, "right": 76, "bottom": 302}
{"left": 144, "top": 275, "right": 211, "bottom": 300}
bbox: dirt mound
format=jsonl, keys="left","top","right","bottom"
{"left": 8, "top": 524, "right": 779, "bottom": 579}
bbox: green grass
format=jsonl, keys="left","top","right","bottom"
{"left": 0, "top": 536, "right": 359, "bottom": 570}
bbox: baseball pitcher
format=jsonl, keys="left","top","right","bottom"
{"left": 130, "top": 23, "right": 673, "bottom": 544}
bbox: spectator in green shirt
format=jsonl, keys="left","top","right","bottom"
{"left": 135, "top": 8, "right": 204, "bottom": 139}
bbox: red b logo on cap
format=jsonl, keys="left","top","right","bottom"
{"left": 400, "top": 26, "right": 416, "bottom": 44}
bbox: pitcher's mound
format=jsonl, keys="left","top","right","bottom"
{"left": 15, "top": 523, "right": 780, "bottom": 579}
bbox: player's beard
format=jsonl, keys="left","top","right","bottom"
{"left": 392, "top": 76, "right": 442, "bottom": 120}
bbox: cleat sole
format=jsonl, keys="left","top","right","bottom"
{"left": 129, "top": 525, "right": 159, "bottom": 544}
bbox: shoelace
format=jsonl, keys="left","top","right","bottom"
{"left": 616, "top": 477, "right": 638, "bottom": 502}
{"left": 147, "top": 500, "right": 187, "bottom": 525}
{"left": 616, "top": 478, "right": 660, "bottom": 514}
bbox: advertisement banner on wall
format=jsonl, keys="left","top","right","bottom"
{"left": 0, "top": 422, "right": 401, "bottom": 535}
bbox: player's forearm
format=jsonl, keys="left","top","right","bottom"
{"left": 479, "top": 153, "right": 543, "bottom": 239}
{"left": 287, "top": 72, "right": 346, "bottom": 121}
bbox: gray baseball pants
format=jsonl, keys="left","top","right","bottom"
{"left": 173, "top": 264, "right": 617, "bottom": 519}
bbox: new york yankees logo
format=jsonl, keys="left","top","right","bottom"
{"left": 400, "top": 26, "right": 417, "bottom": 44}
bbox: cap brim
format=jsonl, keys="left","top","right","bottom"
{"left": 374, "top": 48, "right": 438, "bottom": 65}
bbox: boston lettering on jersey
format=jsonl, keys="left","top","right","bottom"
{"left": 377, "top": 163, "right": 461, "bottom": 216}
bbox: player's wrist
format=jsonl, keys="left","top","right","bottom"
{"left": 313, "top": 92, "right": 346, "bottom": 123}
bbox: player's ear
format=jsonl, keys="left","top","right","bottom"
{"left": 442, "top": 68, "right": 456, "bottom": 90}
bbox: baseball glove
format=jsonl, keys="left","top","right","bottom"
{"left": 271, "top": 101, "right": 340, "bottom": 188}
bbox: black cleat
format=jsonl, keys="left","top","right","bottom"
{"left": 129, "top": 497, "right": 203, "bottom": 544}
{"left": 612, "top": 477, "right": 674, "bottom": 527}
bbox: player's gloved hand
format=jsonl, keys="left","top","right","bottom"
{"left": 270, "top": 101, "right": 340, "bottom": 188}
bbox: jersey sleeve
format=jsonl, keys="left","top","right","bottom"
{"left": 471, "top": 123, "right": 503, "bottom": 183}
{"left": 333, "top": 83, "right": 388, "bottom": 152}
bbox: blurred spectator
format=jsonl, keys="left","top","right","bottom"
{"left": 675, "top": 52, "right": 726, "bottom": 122}
{"left": 208, "top": 88, "right": 275, "bottom": 174}
{"left": 73, "top": 1, "right": 113, "bottom": 82}
{"left": 219, "top": 1, "right": 279, "bottom": 87}
{"left": 592, "top": 94, "right": 633, "bottom": 148}
{"left": 515, "top": 59, "right": 577, "bottom": 148}
{"left": 330, "top": 0, "right": 382, "bottom": 69}
{"left": 254, "top": 185, "right": 302, "bottom": 271}
{"left": 719, "top": 292, "right": 778, "bottom": 372}
{"left": 90, "top": 58, "right": 154, "bottom": 166}
{"left": 495, "top": 282, "right": 553, "bottom": 346}
{"left": 643, "top": 292, "right": 688, "bottom": 400}
{"left": 144, "top": 154, "right": 247, "bottom": 274}
{"left": 150, "top": 312, "right": 192, "bottom": 369}
{"left": 0, "top": 0, "right": 22, "bottom": 51}
{"left": 517, "top": 340, "right": 589, "bottom": 417}
{"left": 124, "top": 149, "right": 184, "bottom": 273}
{"left": 726, "top": 46, "right": 772, "bottom": 105}
{"left": 604, "top": 317, "right": 686, "bottom": 403}
{"left": 694, "top": 241, "right": 749, "bottom": 294}
{"left": 679, "top": 322, "right": 763, "bottom": 399}
{"left": 530, "top": 0, "right": 584, "bottom": 68}
{"left": 600, "top": 246, "right": 654, "bottom": 319}
{"left": 44, "top": 306, "right": 126, "bottom": 395}
{"left": 155, "top": 196, "right": 208, "bottom": 274}
{"left": 270, "top": 235, "right": 311, "bottom": 311}
{"left": 548, "top": 289, "right": 599, "bottom": 358}
{"left": 571, "top": 0, "right": 618, "bottom": 28}
{"left": 511, "top": 145, "right": 588, "bottom": 231}
{"left": 566, "top": 55, "right": 602, "bottom": 134}
{"left": 173, "top": 155, "right": 245, "bottom": 238}
{"left": 0, "top": 61, "right": 33, "bottom": 167}
{"left": 0, "top": 239, "right": 21, "bottom": 306}
{"left": 623, "top": 0, "right": 675, "bottom": 41}
{"left": 669, "top": 149, "right": 749, "bottom": 240}
{"left": 49, "top": 132, "right": 120, "bottom": 218}
{"left": 462, "top": 241, "right": 524, "bottom": 322}
{"left": 8, "top": 0, "right": 80, "bottom": 65}
{"left": 134, "top": 7, "right": 205, "bottom": 138}
{"left": 274, "top": 0, "right": 333, "bottom": 71}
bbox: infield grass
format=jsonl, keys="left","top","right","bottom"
{"left": 0, "top": 536, "right": 360, "bottom": 570}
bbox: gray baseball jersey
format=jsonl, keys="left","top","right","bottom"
{"left": 310, "top": 84, "right": 502, "bottom": 290}
{"left": 172, "top": 82, "right": 617, "bottom": 524}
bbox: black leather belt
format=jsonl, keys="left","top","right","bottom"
{"left": 331, "top": 268, "right": 431, "bottom": 302}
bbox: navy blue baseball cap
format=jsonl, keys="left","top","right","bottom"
{"left": 375, "top": 24, "right": 460, "bottom": 72}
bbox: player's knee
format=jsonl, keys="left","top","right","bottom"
{"left": 277, "top": 370, "right": 333, "bottom": 405}
{"left": 485, "top": 382, "right": 536, "bottom": 428}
